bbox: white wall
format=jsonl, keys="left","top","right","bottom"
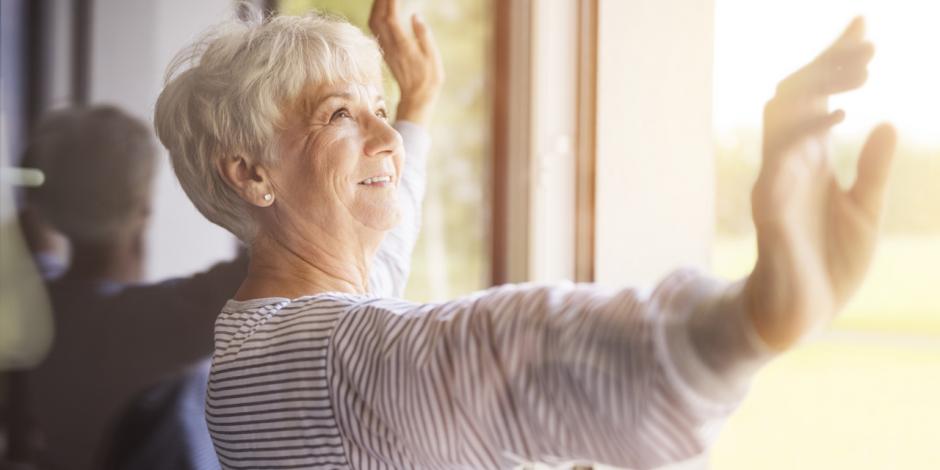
{"left": 595, "top": 0, "right": 716, "bottom": 290}
{"left": 528, "top": 0, "right": 578, "bottom": 283}
{"left": 90, "top": 0, "right": 237, "bottom": 281}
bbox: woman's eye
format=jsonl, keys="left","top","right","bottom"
{"left": 376, "top": 109, "right": 388, "bottom": 120}
{"left": 329, "top": 108, "right": 352, "bottom": 122}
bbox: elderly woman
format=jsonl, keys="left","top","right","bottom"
{"left": 155, "top": 1, "right": 895, "bottom": 468}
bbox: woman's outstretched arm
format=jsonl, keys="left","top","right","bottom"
{"left": 331, "top": 272, "right": 773, "bottom": 469}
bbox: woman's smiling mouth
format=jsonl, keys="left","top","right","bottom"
{"left": 358, "top": 175, "right": 393, "bottom": 187}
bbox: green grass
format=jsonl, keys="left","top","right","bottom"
{"left": 710, "top": 339, "right": 940, "bottom": 469}
{"left": 709, "top": 236, "right": 940, "bottom": 469}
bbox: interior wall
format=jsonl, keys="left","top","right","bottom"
{"left": 528, "top": 0, "right": 579, "bottom": 283}
{"left": 594, "top": 0, "right": 717, "bottom": 289}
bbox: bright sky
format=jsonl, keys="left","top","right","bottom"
{"left": 714, "top": 0, "right": 940, "bottom": 146}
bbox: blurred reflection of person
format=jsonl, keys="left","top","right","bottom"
{"left": 20, "top": 106, "right": 246, "bottom": 470}
{"left": 25, "top": 106, "right": 156, "bottom": 286}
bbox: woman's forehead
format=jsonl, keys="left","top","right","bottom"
{"left": 297, "top": 82, "right": 385, "bottom": 109}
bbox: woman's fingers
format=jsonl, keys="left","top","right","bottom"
{"left": 387, "top": 0, "right": 401, "bottom": 21}
{"left": 368, "top": 1, "right": 443, "bottom": 124}
{"left": 412, "top": 14, "right": 430, "bottom": 55}
{"left": 820, "top": 16, "right": 867, "bottom": 64}
{"left": 369, "top": 0, "right": 408, "bottom": 47}
{"left": 777, "top": 42, "right": 874, "bottom": 98}
{"left": 765, "top": 101, "right": 844, "bottom": 153}
{"left": 848, "top": 124, "right": 898, "bottom": 220}
{"left": 368, "top": 0, "right": 389, "bottom": 36}
{"left": 806, "top": 108, "right": 846, "bottom": 137}
{"left": 816, "top": 42, "right": 874, "bottom": 93}
{"left": 368, "top": 0, "right": 387, "bottom": 25}
{"left": 412, "top": 14, "right": 443, "bottom": 74}
{"left": 760, "top": 109, "right": 839, "bottom": 177}
{"left": 765, "top": 17, "right": 877, "bottom": 168}
{"left": 775, "top": 16, "right": 872, "bottom": 100}
{"left": 836, "top": 16, "right": 866, "bottom": 46}
{"left": 819, "top": 39, "right": 875, "bottom": 70}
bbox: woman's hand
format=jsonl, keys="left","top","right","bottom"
{"left": 368, "top": 0, "right": 445, "bottom": 126}
{"left": 743, "top": 17, "right": 897, "bottom": 350}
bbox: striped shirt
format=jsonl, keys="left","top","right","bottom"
{"left": 207, "top": 271, "right": 775, "bottom": 469}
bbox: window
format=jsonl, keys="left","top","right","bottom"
{"left": 282, "top": 1, "right": 939, "bottom": 468}
{"left": 711, "top": 1, "right": 940, "bottom": 468}
{"left": 280, "top": 0, "right": 492, "bottom": 302}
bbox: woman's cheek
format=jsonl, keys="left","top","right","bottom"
{"left": 395, "top": 154, "right": 404, "bottom": 181}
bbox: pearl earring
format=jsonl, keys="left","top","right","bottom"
{"left": 263, "top": 193, "right": 273, "bottom": 202}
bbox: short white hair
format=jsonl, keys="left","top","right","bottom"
{"left": 154, "top": 9, "right": 383, "bottom": 241}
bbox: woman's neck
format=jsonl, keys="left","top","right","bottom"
{"left": 234, "top": 231, "right": 375, "bottom": 301}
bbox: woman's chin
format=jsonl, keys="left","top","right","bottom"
{"left": 356, "top": 205, "right": 401, "bottom": 232}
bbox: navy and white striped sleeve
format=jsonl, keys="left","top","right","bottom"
{"left": 329, "top": 270, "right": 775, "bottom": 469}
{"left": 368, "top": 120, "right": 430, "bottom": 298}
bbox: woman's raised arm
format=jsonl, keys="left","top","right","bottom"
{"left": 367, "top": 0, "right": 442, "bottom": 297}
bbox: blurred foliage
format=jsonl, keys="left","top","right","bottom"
{"left": 280, "top": 0, "right": 492, "bottom": 301}
{"left": 716, "top": 128, "right": 940, "bottom": 237}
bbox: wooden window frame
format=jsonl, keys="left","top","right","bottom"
{"left": 490, "top": 0, "right": 598, "bottom": 285}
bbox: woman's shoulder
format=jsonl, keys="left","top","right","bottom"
{"left": 220, "top": 292, "right": 367, "bottom": 314}
{"left": 212, "top": 293, "right": 372, "bottom": 365}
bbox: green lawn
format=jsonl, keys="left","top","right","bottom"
{"left": 709, "top": 236, "right": 940, "bottom": 469}
{"left": 710, "top": 339, "right": 940, "bottom": 469}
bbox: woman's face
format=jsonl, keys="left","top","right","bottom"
{"left": 269, "top": 81, "right": 404, "bottom": 238}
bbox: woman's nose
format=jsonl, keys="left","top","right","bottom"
{"left": 363, "top": 116, "right": 402, "bottom": 158}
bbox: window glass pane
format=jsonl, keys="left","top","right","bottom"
{"left": 712, "top": 1, "right": 940, "bottom": 468}
{"left": 280, "top": 0, "right": 491, "bottom": 302}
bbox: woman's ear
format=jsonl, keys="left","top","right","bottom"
{"left": 216, "top": 155, "right": 275, "bottom": 207}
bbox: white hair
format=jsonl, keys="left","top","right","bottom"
{"left": 154, "top": 9, "right": 383, "bottom": 241}
{"left": 27, "top": 105, "right": 156, "bottom": 243}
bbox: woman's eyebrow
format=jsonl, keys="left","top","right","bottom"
{"left": 303, "top": 91, "right": 385, "bottom": 117}
{"left": 295, "top": 92, "right": 351, "bottom": 120}
{"left": 312, "top": 92, "right": 354, "bottom": 110}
